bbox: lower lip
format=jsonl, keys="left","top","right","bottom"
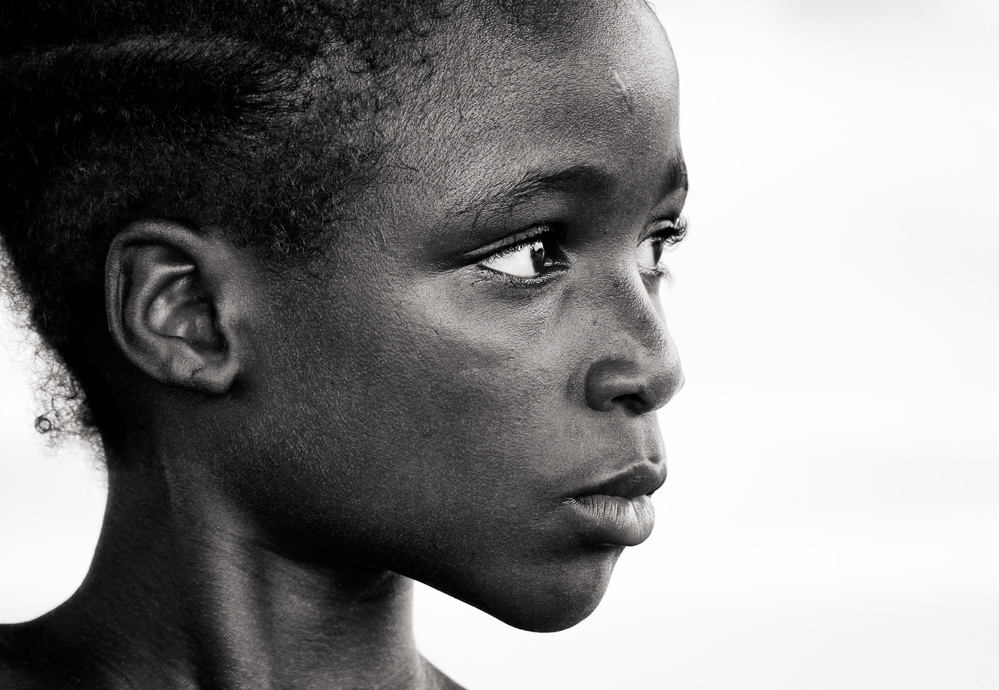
{"left": 565, "top": 494, "right": 656, "bottom": 546}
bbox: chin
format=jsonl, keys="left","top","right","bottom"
{"left": 492, "top": 593, "right": 605, "bottom": 633}
{"left": 458, "top": 545, "right": 625, "bottom": 633}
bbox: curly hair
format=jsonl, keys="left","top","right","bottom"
{"left": 0, "top": 0, "right": 458, "bottom": 451}
{"left": 0, "top": 0, "right": 591, "bottom": 458}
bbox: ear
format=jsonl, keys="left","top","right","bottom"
{"left": 105, "top": 220, "right": 255, "bottom": 395}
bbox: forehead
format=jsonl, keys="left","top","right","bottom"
{"left": 363, "top": 1, "right": 681, "bottom": 212}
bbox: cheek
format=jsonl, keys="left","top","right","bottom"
{"left": 237, "top": 269, "right": 621, "bottom": 631}
{"left": 245, "top": 271, "right": 569, "bottom": 526}
{"left": 344, "top": 277, "right": 574, "bottom": 505}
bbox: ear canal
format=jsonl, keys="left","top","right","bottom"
{"left": 147, "top": 274, "right": 225, "bottom": 350}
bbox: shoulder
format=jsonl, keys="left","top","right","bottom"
{"left": 0, "top": 623, "right": 47, "bottom": 689}
{"left": 0, "top": 620, "right": 95, "bottom": 689}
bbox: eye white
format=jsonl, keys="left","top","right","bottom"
{"left": 480, "top": 239, "right": 547, "bottom": 277}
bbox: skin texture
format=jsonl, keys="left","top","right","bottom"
{"left": 0, "top": 1, "right": 686, "bottom": 688}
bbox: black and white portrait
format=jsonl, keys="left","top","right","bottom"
{"left": 1, "top": 1, "right": 996, "bottom": 688}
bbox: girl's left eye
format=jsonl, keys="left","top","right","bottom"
{"left": 636, "top": 236, "right": 667, "bottom": 272}
{"left": 637, "top": 216, "right": 687, "bottom": 275}
{"left": 479, "top": 237, "right": 561, "bottom": 278}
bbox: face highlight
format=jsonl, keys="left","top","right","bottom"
{"left": 233, "top": 1, "right": 686, "bottom": 632}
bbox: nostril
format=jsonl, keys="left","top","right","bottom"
{"left": 584, "top": 361, "right": 651, "bottom": 414}
{"left": 610, "top": 392, "right": 652, "bottom": 416}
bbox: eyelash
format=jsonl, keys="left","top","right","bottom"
{"left": 652, "top": 215, "right": 688, "bottom": 247}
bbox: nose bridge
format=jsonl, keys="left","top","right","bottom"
{"left": 582, "top": 273, "right": 683, "bottom": 414}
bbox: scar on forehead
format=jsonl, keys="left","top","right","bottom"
{"left": 611, "top": 70, "right": 634, "bottom": 114}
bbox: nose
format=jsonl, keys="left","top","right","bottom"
{"left": 585, "top": 354, "right": 683, "bottom": 415}
{"left": 583, "top": 287, "right": 684, "bottom": 415}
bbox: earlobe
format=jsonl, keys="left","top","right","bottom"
{"left": 106, "top": 220, "right": 247, "bottom": 395}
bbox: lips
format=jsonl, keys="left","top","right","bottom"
{"left": 579, "top": 464, "right": 668, "bottom": 501}
{"left": 565, "top": 463, "right": 667, "bottom": 546}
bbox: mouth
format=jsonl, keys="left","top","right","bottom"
{"left": 564, "top": 463, "right": 667, "bottom": 547}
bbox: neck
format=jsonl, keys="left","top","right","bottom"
{"left": 51, "top": 448, "right": 451, "bottom": 690}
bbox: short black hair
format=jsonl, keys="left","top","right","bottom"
{"left": 0, "top": 0, "right": 453, "bottom": 449}
{"left": 0, "top": 0, "right": 591, "bottom": 454}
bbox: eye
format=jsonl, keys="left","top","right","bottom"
{"left": 637, "top": 236, "right": 667, "bottom": 272}
{"left": 479, "top": 233, "right": 564, "bottom": 278}
{"left": 637, "top": 216, "right": 687, "bottom": 276}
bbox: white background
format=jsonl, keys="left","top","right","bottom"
{"left": 2, "top": 0, "right": 997, "bottom": 687}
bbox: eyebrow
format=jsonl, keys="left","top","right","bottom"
{"left": 663, "top": 155, "right": 689, "bottom": 201}
{"left": 450, "top": 154, "right": 688, "bottom": 223}
{"left": 448, "top": 164, "right": 614, "bottom": 223}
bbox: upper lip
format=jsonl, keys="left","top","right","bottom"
{"left": 575, "top": 462, "right": 667, "bottom": 500}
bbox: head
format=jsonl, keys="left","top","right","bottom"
{"left": 1, "top": 0, "right": 686, "bottom": 632}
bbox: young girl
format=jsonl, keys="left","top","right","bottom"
{"left": 0, "top": 0, "right": 687, "bottom": 686}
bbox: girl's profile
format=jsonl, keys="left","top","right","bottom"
{"left": 0, "top": 0, "right": 686, "bottom": 686}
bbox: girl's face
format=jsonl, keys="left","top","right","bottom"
{"left": 233, "top": 1, "right": 686, "bottom": 631}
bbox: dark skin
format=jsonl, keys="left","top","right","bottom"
{"left": 0, "top": 2, "right": 686, "bottom": 688}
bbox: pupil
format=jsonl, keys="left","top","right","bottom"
{"left": 652, "top": 239, "right": 663, "bottom": 266}
{"left": 530, "top": 242, "right": 546, "bottom": 273}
